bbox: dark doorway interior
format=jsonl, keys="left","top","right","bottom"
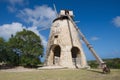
{"left": 71, "top": 47, "right": 80, "bottom": 68}
{"left": 53, "top": 45, "right": 61, "bottom": 65}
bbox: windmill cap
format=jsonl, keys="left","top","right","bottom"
{"left": 60, "top": 10, "right": 73, "bottom": 16}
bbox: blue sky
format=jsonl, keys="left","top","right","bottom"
{"left": 0, "top": 0, "right": 120, "bottom": 61}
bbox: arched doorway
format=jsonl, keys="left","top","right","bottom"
{"left": 71, "top": 47, "right": 80, "bottom": 68}
{"left": 52, "top": 45, "right": 61, "bottom": 65}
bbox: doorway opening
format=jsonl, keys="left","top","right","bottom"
{"left": 71, "top": 47, "right": 80, "bottom": 68}
{"left": 52, "top": 45, "right": 61, "bottom": 65}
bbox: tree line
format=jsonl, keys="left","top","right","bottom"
{"left": 88, "top": 58, "right": 120, "bottom": 69}
{"left": 0, "top": 29, "right": 43, "bottom": 68}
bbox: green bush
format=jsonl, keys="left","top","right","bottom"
{"left": 20, "top": 54, "right": 40, "bottom": 67}
{"left": 88, "top": 58, "right": 120, "bottom": 69}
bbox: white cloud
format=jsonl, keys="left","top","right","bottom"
{"left": 7, "top": 6, "right": 16, "bottom": 12}
{"left": 112, "top": 16, "right": 120, "bottom": 27}
{"left": 17, "top": 5, "right": 56, "bottom": 28}
{"left": 8, "top": 0, "right": 24, "bottom": 6}
{"left": 91, "top": 36, "right": 99, "bottom": 41}
{"left": 0, "top": 22, "right": 25, "bottom": 40}
{"left": 7, "top": 0, "right": 28, "bottom": 12}
{"left": 27, "top": 26, "right": 47, "bottom": 47}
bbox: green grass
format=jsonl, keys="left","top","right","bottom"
{"left": 0, "top": 69, "right": 120, "bottom": 80}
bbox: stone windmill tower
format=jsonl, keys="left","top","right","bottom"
{"left": 43, "top": 9, "right": 110, "bottom": 72}
{"left": 44, "top": 10, "right": 88, "bottom": 68}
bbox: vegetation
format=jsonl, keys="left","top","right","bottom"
{"left": 0, "top": 29, "right": 43, "bottom": 67}
{"left": 0, "top": 69, "right": 120, "bottom": 80}
{"left": 88, "top": 58, "right": 120, "bottom": 69}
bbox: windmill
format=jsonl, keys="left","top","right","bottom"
{"left": 40, "top": 5, "right": 110, "bottom": 73}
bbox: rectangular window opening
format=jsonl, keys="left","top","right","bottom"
{"left": 54, "top": 35, "right": 58, "bottom": 38}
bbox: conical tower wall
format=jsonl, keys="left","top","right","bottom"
{"left": 45, "top": 10, "right": 88, "bottom": 68}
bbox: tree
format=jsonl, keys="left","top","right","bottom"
{"left": 8, "top": 29, "right": 43, "bottom": 67}
{"left": 0, "top": 37, "right": 6, "bottom": 62}
{"left": 0, "top": 37, "right": 19, "bottom": 66}
{"left": 88, "top": 58, "right": 120, "bottom": 69}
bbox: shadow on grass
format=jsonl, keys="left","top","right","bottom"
{"left": 87, "top": 69, "right": 103, "bottom": 74}
{"left": 0, "top": 64, "right": 41, "bottom": 70}
{"left": 0, "top": 64, "right": 16, "bottom": 70}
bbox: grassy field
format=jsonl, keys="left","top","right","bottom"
{"left": 0, "top": 69, "right": 120, "bottom": 80}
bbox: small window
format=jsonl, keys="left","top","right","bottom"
{"left": 54, "top": 35, "right": 58, "bottom": 38}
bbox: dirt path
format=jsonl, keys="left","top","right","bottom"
{"left": 0, "top": 66, "right": 37, "bottom": 72}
